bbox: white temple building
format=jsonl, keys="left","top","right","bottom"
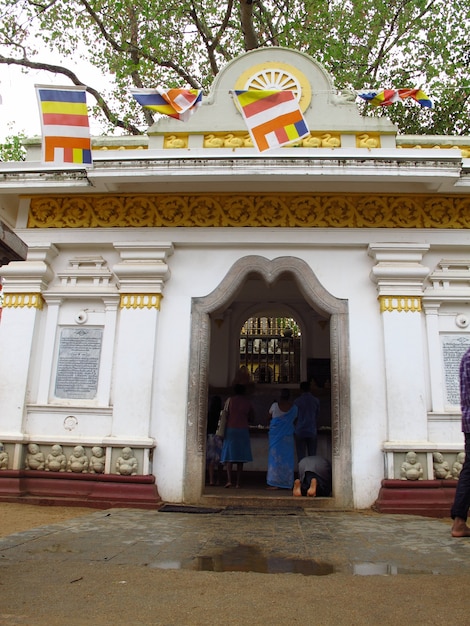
{"left": 0, "top": 47, "right": 469, "bottom": 515}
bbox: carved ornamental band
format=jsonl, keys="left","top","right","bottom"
{"left": 120, "top": 294, "right": 163, "bottom": 310}
{"left": 27, "top": 194, "right": 470, "bottom": 229}
{"left": 379, "top": 296, "right": 422, "bottom": 313}
{"left": 2, "top": 293, "right": 44, "bottom": 309}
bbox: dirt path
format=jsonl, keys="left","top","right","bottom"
{"left": 0, "top": 502, "right": 469, "bottom": 626}
{"left": 0, "top": 501, "right": 92, "bottom": 537}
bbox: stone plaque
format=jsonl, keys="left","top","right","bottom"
{"left": 441, "top": 334, "right": 470, "bottom": 406}
{"left": 55, "top": 327, "right": 103, "bottom": 399}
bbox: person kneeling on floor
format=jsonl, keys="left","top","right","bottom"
{"left": 293, "top": 455, "right": 332, "bottom": 497}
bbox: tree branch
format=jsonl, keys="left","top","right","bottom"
{"left": 367, "top": 0, "right": 439, "bottom": 82}
{"left": 79, "top": 0, "right": 200, "bottom": 88}
{"left": 189, "top": 0, "right": 234, "bottom": 75}
{"left": 240, "top": 0, "right": 259, "bottom": 50}
{"left": 0, "top": 54, "right": 143, "bottom": 134}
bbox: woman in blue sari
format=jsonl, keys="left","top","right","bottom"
{"left": 266, "top": 388, "right": 298, "bottom": 490}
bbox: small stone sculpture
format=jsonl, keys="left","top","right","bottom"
{"left": 89, "top": 446, "right": 105, "bottom": 474}
{"left": 25, "top": 443, "right": 45, "bottom": 471}
{"left": 433, "top": 452, "right": 452, "bottom": 479}
{"left": 116, "top": 447, "right": 138, "bottom": 476}
{"left": 67, "top": 445, "right": 89, "bottom": 473}
{"left": 400, "top": 451, "right": 424, "bottom": 480}
{"left": 45, "top": 444, "right": 67, "bottom": 472}
{"left": 452, "top": 451, "right": 465, "bottom": 480}
{"left": 0, "top": 443, "right": 9, "bottom": 470}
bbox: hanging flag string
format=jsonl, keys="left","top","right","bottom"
{"left": 357, "top": 88, "right": 433, "bottom": 108}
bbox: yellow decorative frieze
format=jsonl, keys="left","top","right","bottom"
{"left": 379, "top": 296, "right": 422, "bottom": 313}
{"left": 163, "top": 135, "right": 189, "bottom": 149}
{"left": 198, "top": 132, "right": 342, "bottom": 148}
{"left": 120, "top": 294, "right": 163, "bottom": 310}
{"left": 3, "top": 293, "right": 44, "bottom": 309}
{"left": 356, "top": 133, "right": 380, "bottom": 149}
{"left": 27, "top": 193, "right": 470, "bottom": 229}
{"left": 202, "top": 133, "right": 251, "bottom": 148}
{"left": 398, "top": 144, "right": 470, "bottom": 158}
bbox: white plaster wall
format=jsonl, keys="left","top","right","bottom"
{"left": 149, "top": 242, "right": 391, "bottom": 507}
{"left": 3, "top": 226, "right": 470, "bottom": 507}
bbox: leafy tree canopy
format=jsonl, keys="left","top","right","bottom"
{"left": 0, "top": 0, "right": 469, "bottom": 136}
{"left": 0, "top": 128, "right": 26, "bottom": 161}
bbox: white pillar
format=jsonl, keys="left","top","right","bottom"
{"left": 112, "top": 243, "right": 173, "bottom": 438}
{"left": 423, "top": 303, "right": 444, "bottom": 412}
{"left": 368, "top": 243, "right": 430, "bottom": 441}
{"left": 0, "top": 244, "right": 57, "bottom": 434}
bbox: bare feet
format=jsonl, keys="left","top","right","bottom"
{"left": 293, "top": 479, "right": 301, "bottom": 497}
{"left": 224, "top": 482, "right": 232, "bottom": 488}
{"left": 307, "top": 477, "right": 317, "bottom": 497}
{"left": 451, "top": 517, "right": 470, "bottom": 537}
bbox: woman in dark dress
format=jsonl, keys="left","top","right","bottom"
{"left": 220, "top": 384, "right": 254, "bottom": 488}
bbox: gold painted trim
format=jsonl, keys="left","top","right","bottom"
{"left": 120, "top": 294, "right": 162, "bottom": 310}
{"left": 27, "top": 193, "right": 470, "bottom": 229}
{"left": 379, "top": 296, "right": 422, "bottom": 313}
{"left": 3, "top": 293, "right": 44, "bottom": 309}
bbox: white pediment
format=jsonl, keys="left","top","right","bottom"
{"left": 148, "top": 47, "right": 397, "bottom": 142}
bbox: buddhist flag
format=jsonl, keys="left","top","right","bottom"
{"left": 231, "top": 90, "right": 309, "bottom": 152}
{"left": 357, "top": 90, "right": 400, "bottom": 106}
{"left": 36, "top": 85, "right": 92, "bottom": 165}
{"left": 358, "top": 88, "right": 433, "bottom": 108}
{"left": 398, "top": 88, "right": 433, "bottom": 108}
{"left": 131, "top": 87, "right": 202, "bottom": 121}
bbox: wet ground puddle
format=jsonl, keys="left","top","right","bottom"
{"left": 149, "top": 544, "right": 435, "bottom": 576}
{"left": 151, "top": 544, "right": 334, "bottom": 575}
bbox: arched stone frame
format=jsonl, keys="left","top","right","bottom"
{"left": 185, "top": 255, "right": 352, "bottom": 508}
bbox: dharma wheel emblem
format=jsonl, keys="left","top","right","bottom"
{"left": 243, "top": 68, "right": 302, "bottom": 101}
{"left": 235, "top": 61, "right": 312, "bottom": 111}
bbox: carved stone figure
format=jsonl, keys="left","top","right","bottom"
{"left": 452, "top": 451, "right": 466, "bottom": 480}
{"left": 433, "top": 452, "right": 452, "bottom": 479}
{"left": 25, "top": 443, "right": 45, "bottom": 470}
{"left": 0, "top": 443, "right": 9, "bottom": 470}
{"left": 400, "top": 451, "right": 424, "bottom": 480}
{"left": 45, "top": 444, "right": 67, "bottom": 472}
{"left": 116, "top": 447, "right": 138, "bottom": 476}
{"left": 67, "top": 445, "right": 89, "bottom": 473}
{"left": 89, "top": 446, "right": 105, "bottom": 474}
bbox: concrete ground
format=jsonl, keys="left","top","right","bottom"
{"left": 0, "top": 503, "right": 469, "bottom": 625}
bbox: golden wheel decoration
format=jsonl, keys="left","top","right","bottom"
{"left": 244, "top": 69, "right": 301, "bottom": 98}
{"left": 234, "top": 62, "right": 312, "bottom": 111}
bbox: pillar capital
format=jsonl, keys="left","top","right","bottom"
{"left": 368, "top": 243, "right": 430, "bottom": 298}
{"left": 113, "top": 242, "right": 173, "bottom": 294}
{"left": 0, "top": 243, "right": 58, "bottom": 293}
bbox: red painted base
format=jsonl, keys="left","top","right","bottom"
{"left": 0, "top": 470, "right": 162, "bottom": 510}
{"left": 374, "top": 479, "right": 456, "bottom": 518}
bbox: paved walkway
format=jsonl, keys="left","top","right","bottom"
{"left": 1, "top": 506, "right": 469, "bottom": 576}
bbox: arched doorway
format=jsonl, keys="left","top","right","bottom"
{"left": 185, "top": 256, "right": 352, "bottom": 508}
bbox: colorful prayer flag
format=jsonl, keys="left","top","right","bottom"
{"left": 231, "top": 90, "right": 309, "bottom": 152}
{"left": 358, "top": 88, "right": 433, "bottom": 108}
{"left": 357, "top": 90, "right": 400, "bottom": 106}
{"left": 398, "top": 88, "right": 433, "bottom": 108}
{"left": 36, "top": 85, "right": 92, "bottom": 165}
{"left": 131, "top": 87, "right": 202, "bottom": 121}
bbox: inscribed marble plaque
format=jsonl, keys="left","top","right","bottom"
{"left": 441, "top": 334, "right": 470, "bottom": 406}
{"left": 55, "top": 327, "right": 103, "bottom": 399}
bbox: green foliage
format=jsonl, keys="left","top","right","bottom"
{"left": 0, "top": 0, "right": 469, "bottom": 135}
{"left": 0, "top": 130, "right": 26, "bottom": 161}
